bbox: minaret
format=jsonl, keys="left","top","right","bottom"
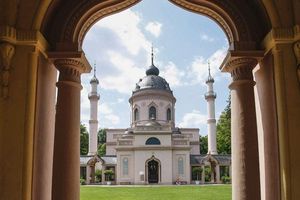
{"left": 88, "top": 63, "right": 100, "bottom": 155}
{"left": 205, "top": 62, "right": 217, "bottom": 155}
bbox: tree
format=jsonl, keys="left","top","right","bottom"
{"left": 216, "top": 95, "right": 231, "bottom": 154}
{"left": 80, "top": 123, "right": 89, "bottom": 155}
{"left": 98, "top": 129, "right": 106, "bottom": 145}
{"left": 200, "top": 135, "right": 208, "bottom": 154}
{"left": 97, "top": 129, "right": 107, "bottom": 156}
{"left": 97, "top": 143, "right": 106, "bottom": 156}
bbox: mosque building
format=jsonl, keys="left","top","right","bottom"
{"left": 80, "top": 49, "right": 231, "bottom": 185}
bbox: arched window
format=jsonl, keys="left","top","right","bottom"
{"left": 123, "top": 158, "right": 128, "bottom": 175}
{"left": 145, "top": 137, "right": 161, "bottom": 145}
{"left": 167, "top": 108, "right": 171, "bottom": 121}
{"left": 178, "top": 157, "right": 184, "bottom": 175}
{"left": 149, "top": 106, "right": 156, "bottom": 119}
{"left": 134, "top": 108, "right": 139, "bottom": 121}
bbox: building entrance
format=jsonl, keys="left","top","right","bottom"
{"left": 148, "top": 160, "right": 159, "bottom": 183}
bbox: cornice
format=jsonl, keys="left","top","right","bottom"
{"left": 262, "top": 25, "right": 300, "bottom": 53}
{"left": 0, "top": 26, "right": 49, "bottom": 56}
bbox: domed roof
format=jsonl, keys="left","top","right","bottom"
{"left": 136, "top": 75, "right": 171, "bottom": 91}
{"left": 146, "top": 64, "right": 159, "bottom": 76}
{"left": 133, "top": 47, "right": 172, "bottom": 93}
{"left": 90, "top": 76, "right": 99, "bottom": 84}
{"left": 90, "top": 64, "right": 99, "bottom": 84}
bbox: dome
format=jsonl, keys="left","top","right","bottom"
{"left": 135, "top": 75, "right": 171, "bottom": 92}
{"left": 146, "top": 64, "right": 159, "bottom": 76}
{"left": 90, "top": 76, "right": 99, "bottom": 84}
{"left": 206, "top": 74, "right": 214, "bottom": 83}
{"left": 133, "top": 47, "right": 172, "bottom": 93}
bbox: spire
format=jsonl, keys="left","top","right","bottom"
{"left": 206, "top": 61, "right": 214, "bottom": 83}
{"left": 151, "top": 45, "right": 154, "bottom": 65}
{"left": 93, "top": 61, "right": 97, "bottom": 77}
{"left": 90, "top": 61, "right": 99, "bottom": 84}
{"left": 146, "top": 45, "right": 159, "bottom": 76}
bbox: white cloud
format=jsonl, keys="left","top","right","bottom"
{"left": 160, "top": 61, "right": 185, "bottom": 87}
{"left": 178, "top": 110, "right": 207, "bottom": 128}
{"left": 200, "top": 33, "right": 215, "bottom": 42}
{"left": 100, "top": 102, "right": 121, "bottom": 127}
{"left": 187, "top": 48, "right": 228, "bottom": 85}
{"left": 145, "top": 21, "right": 162, "bottom": 37}
{"left": 100, "top": 102, "right": 113, "bottom": 115}
{"left": 96, "top": 9, "right": 151, "bottom": 55}
{"left": 117, "top": 98, "right": 125, "bottom": 103}
{"left": 104, "top": 114, "right": 120, "bottom": 125}
{"left": 100, "top": 51, "right": 144, "bottom": 94}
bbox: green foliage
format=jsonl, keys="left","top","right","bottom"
{"left": 97, "top": 143, "right": 106, "bottom": 157}
{"left": 200, "top": 135, "right": 208, "bottom": 154}
{"left": 97, "top": 129, "right": 107, "bottom": 156}
{"left": 80, "top": 124, "right": 89, "bottom": 155}
{"left": 221, "top": 176, "right": 231, "bottom": 184}
{"left": 192, "top": 167, "right": 202, "bottom": 180}
{"left": 80, "top": 177, "right": 86, "bottom": 185}
{"left": 104, "top": 169, "right": 114, "bottom": 181}
{"left": 205, "top": 166, "right": 211, "bottom": 182}
{"left": 98, "top": 129, "right": 106, "bottom": 145}
{"left": 216, "top": 95, "right": 231, "bottom": 154}
{"left": 95, "top": 169, "right": 102, "bottom": 183}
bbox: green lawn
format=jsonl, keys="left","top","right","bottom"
{"left": 80, "top": 185, "right": 232, "bottom": 200}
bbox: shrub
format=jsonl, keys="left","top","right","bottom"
{"left": 80, "top": 177, "right": 86, "bottom": 185}
{"left": 95, "top": 169, "right": 102, "bottom": 182}
{"left": 192, "top": 167, "right": 202, "bottom": 181}
{"left": 104, "top": 170, "right": 114, "bottom": 181}
{"left": 221, "top": 176, "right": 231, "bottom": 184}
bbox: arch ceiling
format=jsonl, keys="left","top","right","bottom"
{"left": 41, "top": 0, "right": 271, "bottom": 51}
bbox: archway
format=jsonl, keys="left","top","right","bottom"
{"left": 145, "top": 156, "right": 161, "bottom": 184}
{"left": 36, "top": 1, "right": 277, "bottom": 200}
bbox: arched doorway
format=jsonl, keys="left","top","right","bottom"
{"left": 145, "top": 156, "right": 161, "bottom": 184}
{"left": 148, "top": 160, "right": 159, "bottom": 183}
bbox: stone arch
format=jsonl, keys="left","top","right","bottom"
{"left": 145, "top": 155, "right": 161, "bottom": 183}
{"left": 147, "top": 102, "right": 158, "bottom": 120}
{"left": 38, "top": 1, "right": 275, "bottom": 200}
{"left": 132, "top": 104, "right": 140, "bottom": 122}
{"left": 41, "top": 0, "right": 271, "bottom": 51}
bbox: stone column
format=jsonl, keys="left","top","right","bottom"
{"left": 216, "top": 165, "right": 220, "bottom": 183}
{"left": 228, "top": 57, "right": 261, "bottom": 200}
{"left": 229, "top": 165, "right": 232, "bottom": 180}
{"left": 201, "top": 165, "right": 205, "bottom": 184}
{"left": 51, "top": 56, "right": 90, "bottom": 200}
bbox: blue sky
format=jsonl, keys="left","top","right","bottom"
{"left": 80, "top": 0, "right": 230, "bottom": 135}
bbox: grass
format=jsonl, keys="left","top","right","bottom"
{"left": 80, "top": 185, "right": 232, "bottom": 200}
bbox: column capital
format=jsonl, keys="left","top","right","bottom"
{"left": 220, "top": 50, "right": 264, "bottom": 82}
{"left": 228, "top": 57, "right": 257, "bottom": 81}
{"left": 48, "top": 51, "right": 92, "bottom": 83}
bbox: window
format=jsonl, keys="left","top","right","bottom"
{"left": 145, "top": 137, "right": 161, "bottom": 145}
{"left": 134, "top": 108, "right": 139, "bottom": 121}
{"left": 149, "top": 106, "right": 156, "bottom": 119}
{"left": 167, "top": 108, "right": 171, "bottom": 121}
{"left": 178, "top": 157, "right": 184, "bottom": 175}
{"left": 123, "top": 158, "right": 128, "bottom": 175}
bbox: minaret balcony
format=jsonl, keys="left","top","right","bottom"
{"left": 204, "top": 92, "right": 216, "bottom": 100}
{"left": 88, "top": 92, "right": 100, "bottom": 100}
